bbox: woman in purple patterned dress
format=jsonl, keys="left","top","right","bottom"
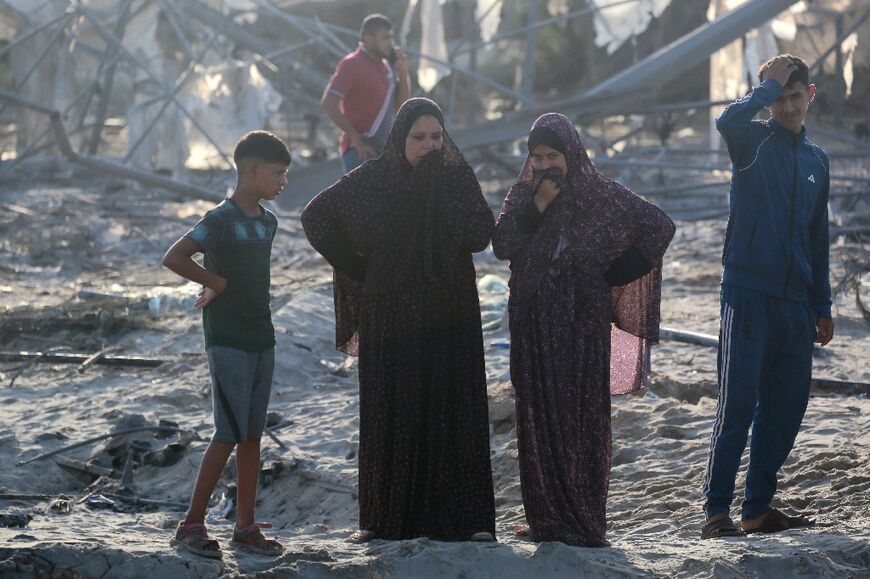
{"left": 301, "top": 98, "right": 496, "bottom": 543}
{"left": 492, "top": 113, "right": 675, "bottom": 547}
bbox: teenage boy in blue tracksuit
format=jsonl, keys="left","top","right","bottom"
{"left": 700, "top": 55, "right": 835, "bottom": 539}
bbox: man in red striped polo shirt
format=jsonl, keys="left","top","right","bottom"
{"left": 321, "top": 14, "right": 412, "bottom": 174}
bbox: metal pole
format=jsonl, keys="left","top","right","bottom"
{"left": 584, "top": 0, "right": 800, "bottom": 98}
{"left": 834, "top": 13, "right": 845, "bottom": 128}
{"left": 0, "top": 11, "right": 71, "bottom": 61}
{"left": 0, "top": 52, "right": 123, "bottom": 173}
{"left": 156, "top": 0, "right": 196, "bottom": 60}
{"left": 262, "top": 38, "right": 318, "bottom": 61}
{"left": 312, "top": 15, "right": 354, "bottom": 53}
{"left": 73, "top": 51, "right": 124, "bottom": 132}
{"left": 447, "top": 0, "right": 502, "bottom": 59}
{"left": 806, "top": 122, "right": 870, "bottom": 151}
{"left": 521, "top": 0, "right": 540, "bottom": 104}
{"left": 454, "top": 0, "right": 639, "bottom": 56}
{"left": 176, "top": 0, "right": 329, "bottom": 97}
{"left": 134, "top": 37, "right": 317, "bottom": 112}
{"left": 86, "top": 0, "right": 135, "bottom": 155}
{"left": 809, "top": 6, "right": 870, "bottom": 76}
{"left": 48, "top": 111, "right": 223, "bottom": 201}
{"left": 255, "top": 1, "right": 347, "bottom": 59}
{"left": 446, "top": 64, "right": 459, "bottom": 126}
{"left": 0, "top": 88, "right": 57, "bottom": 115}
{"left": 403, "top": 46, "right": 536, "bottom": 107}
{"left": 467, "top": 0, "right": 480, "bottom": 124}
{"left": 637, "top": 180, "right": 730, "bottom": 196}
{"left": 0, "top": 12, "right": 74, "bottom": 119}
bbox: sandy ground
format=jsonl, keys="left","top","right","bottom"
{"left": 0, "top": 162, "right": 868, "bottom": 578}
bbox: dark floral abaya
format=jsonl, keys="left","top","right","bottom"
{"left": 301, "top": 98, "right": 496, "bottom": 540}
{"left": 492, "top": 113, "right": 675, "bottom": 546}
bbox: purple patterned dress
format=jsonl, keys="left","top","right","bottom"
{"left": 301, "top": 98, "right": 496, "bottom": 540}
{"left": 492, "top": 113, "right": 675, "bottom": 546}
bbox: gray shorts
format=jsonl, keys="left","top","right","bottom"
{"left": 206, "top": 346, "right": 274, "bottom": 443}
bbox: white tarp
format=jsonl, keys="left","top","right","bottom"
{"left": 476, "top": 0, "right": 502, "bottom": 42}
{"left": 842, "top": 32, "right": 858, "bottom": 98}
{"left": 418, "top": 0, "right": 451, "bottom": 91}
{"left": 123, "top": 0, "right": 283, "bottom": 171}
{"left": 401, "top": 0, "right": 451, "bottom": 92}
{"left": 124, "top": 2, "right": 189, "bottom": 174}
{"left": 185, "top": 62, "right": 283, "bottom": 169}
{"left": 591, "top": 0, "right": 672, "bottom": 54}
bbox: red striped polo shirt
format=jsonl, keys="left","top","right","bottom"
{"left": 325, "top": 44, "right": 394, "bottom": 155}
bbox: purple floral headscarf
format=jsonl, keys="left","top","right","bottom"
{"left": 494, "top": 112, "right": 675, "bottom": 394}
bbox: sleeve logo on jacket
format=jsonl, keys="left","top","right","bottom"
{"left": 807, "top": 174, "right": 815, "bottom": 183}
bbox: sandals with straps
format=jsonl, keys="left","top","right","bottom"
{"left": 701, "top": 516, "right": 745, "bottom": 539}
{"left": 231, "top": 522, "right": 284, "bottom": 556}
{"left": 171, "top": 521, "right": 222, "bottom": 559}
{"left": 743, "top": 508, "right": 815, "bottom": 535}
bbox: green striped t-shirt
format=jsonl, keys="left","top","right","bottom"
{"left": 185, "top": 198, "right": 278, "bottom": 351}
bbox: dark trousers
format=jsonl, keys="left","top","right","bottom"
{"left": 341, "top": 146, "right": 363, "bottom": 174}
{"left": 703, "top": 284, "right": 815, "bottom": 520}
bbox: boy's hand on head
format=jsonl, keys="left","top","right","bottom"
{"left": 194, "top": 277, "right": 227, "bottom": 309}
{"left": 814, "top": 317, "right": 834, "bottom": 346}
{"left": 763, "top": 56, "right": 797, "bottom": 87}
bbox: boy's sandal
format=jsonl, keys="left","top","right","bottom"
{"left": 743, "top": 509, "right": 815, "bottom": 535}
{"left": 171, "top": 522, "right": 222, "bottom": 559}
{"left": 700, "top": 517, "right": 745, "bottom": 539}
{"left": 347, "top": 529, "right": 376, "bottom": 544}
{"left": 230, "top": 522, "right": 284, "bottom": 556}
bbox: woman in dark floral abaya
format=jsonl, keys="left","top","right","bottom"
{"left": 492, "top": 113, "right": 675, "bottom": 547}
{"left": 301, "top": 98, "right": 496, "bottom": 543}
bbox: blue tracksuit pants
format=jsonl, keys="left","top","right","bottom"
{"left": 703, "top": 284, "right": 815, "bottom": 520}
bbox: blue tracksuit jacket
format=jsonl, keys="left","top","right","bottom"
{"left": 716, "top": 79, "right": 832, "bottom": 319}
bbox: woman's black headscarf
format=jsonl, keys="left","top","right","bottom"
{"left": 302, "top": 97, "right": 490, "bottom": 355}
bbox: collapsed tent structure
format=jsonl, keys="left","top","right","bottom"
{"left": 0, "top": 0, "right": 867, "bottom": 213}
{"left": 0, "top": 5, "right": 868, "bottom": 576}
